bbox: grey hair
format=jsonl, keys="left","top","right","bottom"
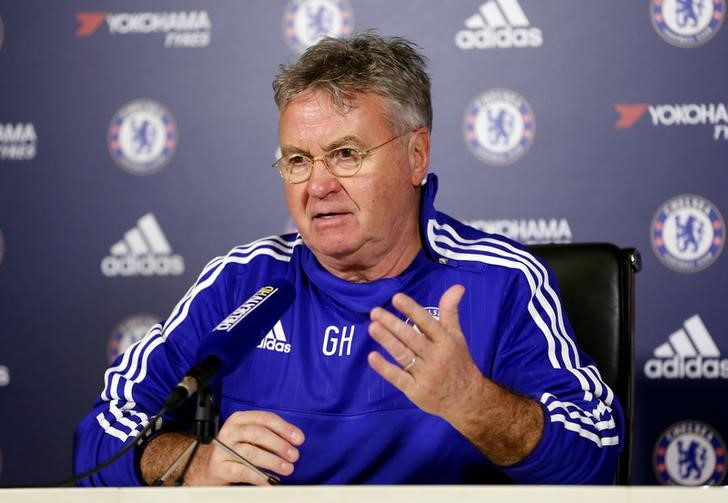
{"left": 273, "top": 33, "right": 432, "bottom": 133}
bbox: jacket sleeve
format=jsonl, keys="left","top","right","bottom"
{"left": 73, "top": 257, "right": 231, "bottom": 486}
{"left": 492, "top": 259, "right": 623, "bottom": 484}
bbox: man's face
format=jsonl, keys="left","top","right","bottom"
{"left": 278, "top": 89, "right": 429, "bottom": 276}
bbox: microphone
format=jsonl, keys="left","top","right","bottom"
{"left": 164, "top": 278, "right": 295, "bottom": 409}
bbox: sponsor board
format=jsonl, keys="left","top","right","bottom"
{"left": 108, "top": 99, "right": 177, "bottom": 175}
{"left": 101, "top": 213, "right": 185, "bottom": 277}
{"left": 644, "top": 314, "right": 728, "bottom": 379}
{"left": 651, "top": 194, "right": 724, "bottom": 273}
{"left": 463, "top": 88, "right": 535, "bottom": 166}
{"left": 651, "top": 0, "right": 725, "bottom": 48}
{"left": 455, "top": 0, "right": 543, "bottom": 49}
{"left": 654, "top": 420, "right": 726, "bottom": 485}
{"left": 282, "top": 0, "right": 354, "bottom": 53}
{"left": 614, "top": 101, "right": 728, "bottom": 141}
{"left": 0, "top": 123, "right": 37, "bottom": 161}
{"left": 76, "top": 11, "right": 211, "bottom": 48}
{"left": 464, "top": 218, "right": 573, "bottom": 244}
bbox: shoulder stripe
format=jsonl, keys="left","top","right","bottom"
{"left": 101, "top": 324, "right": 163, "bottom": 402}
{"left": 428, "top": 220, "right": 618, "bottom": 445}
{"left": 428, "top": 220, "right": 578, "bottom": 368}
{"left": 100, "top": 236, "right": 303, "bottom": 413}
{"left": 550, "top": 416, "right": 620, "bottom": 447}
{"left": 428, "top": 219, "right": 615, "bottom": 406}
{"left": 541, "top": 393, "right": 619, "bottom": 448}
{"left": 228, "top": 234, "right": 299, "bottom": 257}
{"left": 95, "top": 413, "right": 128, "bottom": 442}
{"left": 164, "top": 243, "right": 300, "bottom": 339}
{"left": 165, "top": 236, "right": 300, "bottom": 336}
{"left": 95, "top": 400, "right": 149, "bottom": 442}
{"left": 181, "top": 235, "right": 299, "bottom": 294}
{"left": 582, "top": 365, "right": 614, "bottom": 406}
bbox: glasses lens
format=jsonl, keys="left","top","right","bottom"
{"left": 286, "top": 155, "right": 312, "bottom": 183}
{"left": 327, "top": 147, "right": 361, "bottom": 176}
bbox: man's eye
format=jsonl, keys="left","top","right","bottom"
{"left": 288, "top": 155, "right": 309, "bottom": 167}
{"left": 333, "top": 148, "right": 358, "bottom": 160}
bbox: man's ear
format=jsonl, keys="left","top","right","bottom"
{"left": 409, "top": 128, "right": 431, "bottom": 186}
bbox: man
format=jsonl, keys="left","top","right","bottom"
{"left": 74, "top": 33, "right": 622, "bottom": 485}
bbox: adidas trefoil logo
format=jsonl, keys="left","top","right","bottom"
{"left": 101, "top": 213, "right": 185, "bottom": 277}
{"left": 257, "top": 321, "right": 291, "bottom": 354}
{"left": 455, "top": 0, "right": 543, "bottom": 49}
{"left": 644, "top": 314, "right": 728, "bottom": 379}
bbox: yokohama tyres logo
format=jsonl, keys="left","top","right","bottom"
{"left": 75, "top": 11, "right": 211, "bottom": 48}
{"left": 614, "top": 102, "right": 728, "bottom": 140}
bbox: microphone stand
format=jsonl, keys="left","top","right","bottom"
{"left": 153, "top": 386, "right": 281, "bottom": 486}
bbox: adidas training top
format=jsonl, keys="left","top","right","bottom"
{"left": 74, "top": 173, "right": 622, "bottom": 485}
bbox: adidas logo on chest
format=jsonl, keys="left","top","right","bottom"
{"left": 257, "top": 321, "right": 291, "bottom": 353}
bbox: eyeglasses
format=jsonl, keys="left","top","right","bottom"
{"left": 272, "top": 132, "right": 408, "bottom": 184}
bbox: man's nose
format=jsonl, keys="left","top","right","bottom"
{"left": 306, "top": 159, "right": 340, "bottom": 197}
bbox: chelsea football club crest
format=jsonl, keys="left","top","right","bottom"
{"left": 463, "top": 88, "right": 535, "bottom": 166}
{"left": 654, "top": 420, "right": 727, "bottom": 485}
{"left": 651, "top": 0, "right": 725, "bottom": 48}
{"left": 282, "top": 0, "right": 354, "bottom": 54}
{"left": 651, "top": 194, "right": 725, "bottom": 273}
{"left": 108, "top": 314, "right": 159, "bottom": 363}
{"left": 108, "top": 99, "right": 177, "bottom": 175}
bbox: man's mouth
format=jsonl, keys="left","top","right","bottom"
{"left": 314, "top": 212, "right": 346, "bottom": 220}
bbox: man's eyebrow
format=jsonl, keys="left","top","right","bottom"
{"left": 280, "top": 135, "right": 364, "bottom": 156}
{"left": 279, "top": 145, "right": 309, "bottom": 156}
{"left": 325, "top": 135, "right": 364, "bottom": 150}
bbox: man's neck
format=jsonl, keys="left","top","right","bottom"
{"left": 315, "top": 238, "right": 423, "bottom": 283}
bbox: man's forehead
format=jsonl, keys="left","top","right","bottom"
{"left": 281, "top": 87, "right": 367, "bottom": 117}
{"left": 278, "top": 89, "right": 391, "bottom": 148}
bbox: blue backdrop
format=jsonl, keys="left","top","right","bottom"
{"left": 1, "top": 0, "right": 727, "bottom": 486}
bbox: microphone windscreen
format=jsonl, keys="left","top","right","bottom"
{"left": 195, "top": 278, "right": 295, "bottom": 376}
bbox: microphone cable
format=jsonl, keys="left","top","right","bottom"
{"left": 0, "top": 405, "right": 166, "bottom": 488}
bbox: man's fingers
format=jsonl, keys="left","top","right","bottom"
{"left": 370, "top": 306, "right": 428, "bottom": 355}
{"left": 226, "top": 441, "right": 295, "bottom": 478}
{"left": 216, "top": 455, "right": 287, "bottom": 486}
{"left": 210, "top": 410, "right": 305, "bottom": 485}
{"left": 367, "top": 351, "right": 415, "bottom": 390}
{"left": 219, "top": 422, "right": 300, "bottom": 463}
{"left": 438, "top": 284, "right": 465, "bottom": 334}
{"left": 390, "top": 292, "right": 444, "bottom": 341}
{"left": 225, "top": 410, "right": 305, "bottom": 448}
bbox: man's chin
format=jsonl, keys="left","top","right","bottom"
{"left": 305, "top": 235, "right": 364, "bottom": 262}
{"left": 312, "top": 242, "right": 360, "bottom": 260}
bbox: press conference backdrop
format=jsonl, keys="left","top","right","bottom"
{"left": 0, "top": 0, "right": 726, "bottom": 486}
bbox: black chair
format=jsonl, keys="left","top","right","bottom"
{"left": 528, "top": 243, "right": 641, "bottom": 485}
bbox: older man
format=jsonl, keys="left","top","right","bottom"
{"left": 74, "top": 34, "right": 622, "bottom": 485}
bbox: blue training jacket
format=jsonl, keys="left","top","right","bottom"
{"left": 74, "top": 173, "right": 622, "bottom": 485}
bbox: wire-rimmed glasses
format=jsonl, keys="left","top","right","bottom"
{"left": 272, "top": 132, "right": 409, "bottom": 184}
